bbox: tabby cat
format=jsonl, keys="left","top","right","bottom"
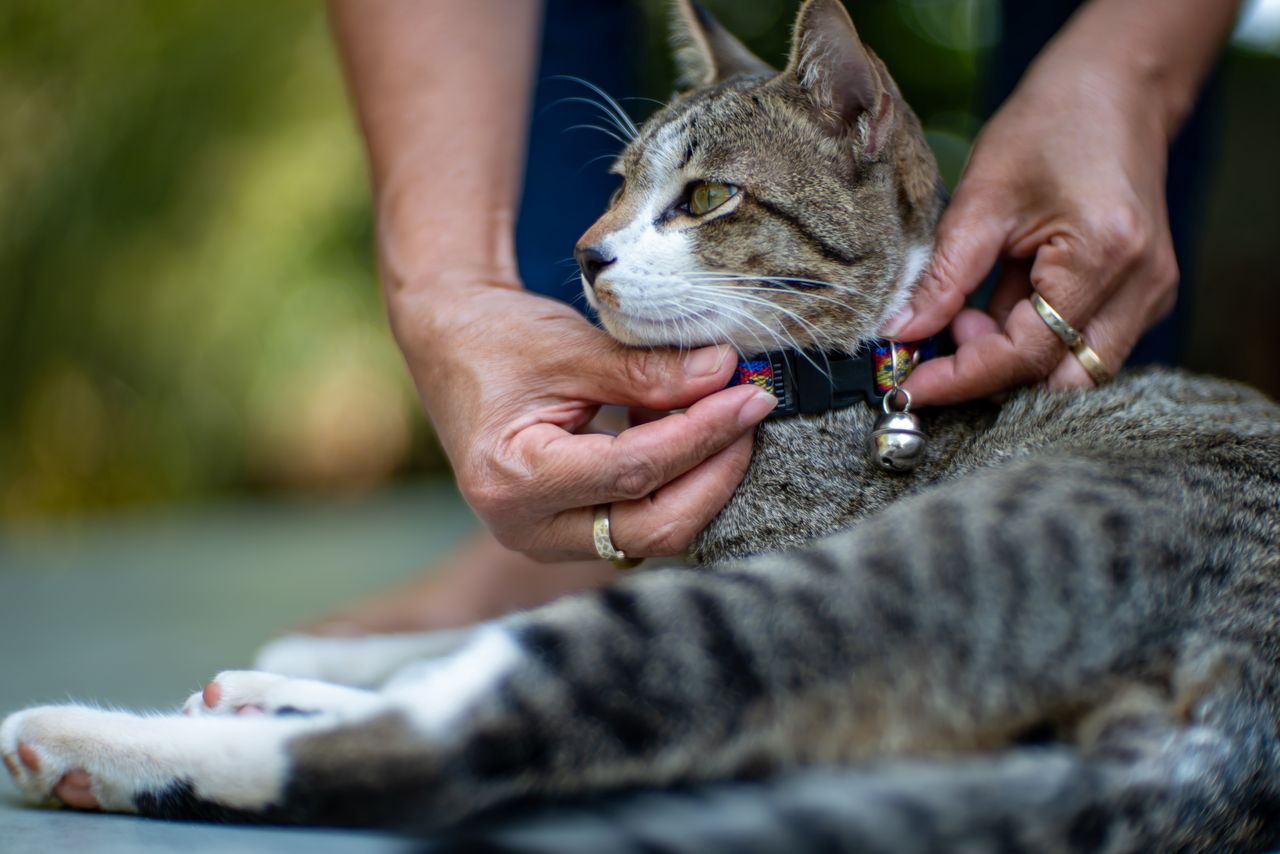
{"left": 5, "top": 1, "right": 1280, "bottom": 851}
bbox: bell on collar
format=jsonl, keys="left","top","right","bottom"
{"left": 868, "top": 389, "right": 927, "bottom": 473}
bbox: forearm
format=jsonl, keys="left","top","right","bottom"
{"left": 1029, "top": 0, "right": 1240, "bottom": 139}
{"left": 328, "top": 0, "right": 542, "bottom": 297}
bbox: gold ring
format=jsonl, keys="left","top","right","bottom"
{"left": 1030, "top": 293, "right": 1112, "bottom": 386}
{"left": 1029, "top": 293, "right": 1083, "bottom": 349}
{"left": 1069, "top": 339, "right": 1112, "bottom": 386}
{"left": 592, "top": 505, "right": 642, "bottom": 569}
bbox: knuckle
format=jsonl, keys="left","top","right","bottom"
{"left": 612, "top": 452, "right": 664, "bottom": 499}
{"left": 459, "top": 452, "right": 526, "bottom": 521}
{"left": 621, "top": 348, "right": 666, "bottom": 390}
{"left": 1091, "top": 204, "right": 1148, "bottom": 266}
{"left": 922, "top": 243, "right": 966, "bottom": 301}
{"left": 464, "top": 476, "right": 513, "bottom": 521}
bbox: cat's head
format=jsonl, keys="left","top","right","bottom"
{"left": 575, "top": 0, "right": 943, "bottom": 354}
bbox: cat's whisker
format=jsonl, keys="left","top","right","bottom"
{"left": 680, "top": 297, "right": 751, "bottom": 351}
{"left": 548, "top": 76, "right": 640, "bottom": 139}
{"left": 691, "top": 296, "right": 794, "bottom": 355}
{"left": 685, "top": 272, "right": 843, "bottom": 298}
{"left": 678, "top": 296, "right": 751, "bottom": 349}
{"left": 712, "top": 290, "right": 830, "bottom": 347}
{"left": 693, "top": 289, "right": 835, "bottom": 378}
{"left": 691, "top": 307, "right": 740, "bottom": 351}
{"left": 565, "top": 123, "right": 630, "bottom": 147}
{"left": 688, "top": 279, "right": 855, "bottom": 313}
{"left": 552, "top": 96, "right": 637, "bottom": 142}
{"left": 577, "top": 152, "right": 624, "bottom": 175}
{"left": 691, "top": 286, "right": 832, "bottom": 352}
{"left": 685, "top": 295, "right": 798, "bottom": 364}
{"left": 620, "top": 95, "right": 666, "bottom": 108}
{"left": 685, "top": 272, "right": 838, "bottom": 290}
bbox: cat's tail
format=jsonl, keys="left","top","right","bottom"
{"left": 426, "top": 732, "right": 1280, "bottom": 854}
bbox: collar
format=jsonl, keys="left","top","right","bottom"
{"left": 728, "top": 338, "right": 941, "bottom": 419}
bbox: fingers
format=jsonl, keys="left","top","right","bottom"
{"left": 475, "top": 383, "right": 776, "bottom": 556}
{"left": 902, "top": 298, "right": 1065, "bottom": 406}
{"left": 909, "top": 245, "right": 1176, "bottom": 405}
{"left": 880, "top": 187, "right": 1009, "bottom": 341}
{"left": 905, "top": 214, "right": 1161, "bottom": 406}
{"left": 1045, "top": 262, "right": 1176, "bottom": 390}
{"left": 530, "top": 383, "right": 773, "bottom": 509}
{"left": 564, "top": 340, "right": 740, "bottom": 412}
{"left": 545, "top": 431, "right": 757, "bottom": 560}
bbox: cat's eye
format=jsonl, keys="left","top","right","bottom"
{"left": 687, "top": 181, "right": 738, "bottom": 216}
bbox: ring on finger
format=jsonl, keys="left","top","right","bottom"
{"left": 1030, "top": 293, "right": 1113, "bottom": 386}
{"left": 592, "top": 504, "right": 643, "bottom": 569}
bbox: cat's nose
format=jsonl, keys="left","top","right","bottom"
{"left": 574, "top": 245, "right": 615, "bottom": 287}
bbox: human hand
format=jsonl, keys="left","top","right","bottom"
{"left": 881, "top": 58, "right": 1179, "bottom": 406}
{"left": 389, "top": 277, "right": 776, "bottom": 561}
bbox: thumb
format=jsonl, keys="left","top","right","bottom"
{"left": 570, "top": 341, "right": 740, "bottom": 411}
{"left": 880, "top": 187, "right": 1009, "bottom": 341}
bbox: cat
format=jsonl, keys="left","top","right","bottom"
{"left": 5, "top": 1, "right": 1280, "bottom": 850}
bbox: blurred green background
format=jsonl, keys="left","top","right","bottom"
{"left": 2, "top": 0, "right": 1278, "bottom": 523}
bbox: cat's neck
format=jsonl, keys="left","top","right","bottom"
{"left": 690, "top": 403, "right": 891, "bottom": 563}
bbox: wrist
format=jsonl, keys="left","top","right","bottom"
{"left": 1036, "top": 0, "right": 1237, "bottom": 141}
{"left": 1015, "top": 40, "right": 1173, "bottom": 146}
{"left": 376, "top": 175, "right": 521, "bottom": 288}
{"left": 383, "top": 267, "right": 521, "bottom": 360}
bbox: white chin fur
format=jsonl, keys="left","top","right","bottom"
{"left": 877, "top": 243, "right": 933, "bottom": 330}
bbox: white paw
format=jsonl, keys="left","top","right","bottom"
{"left": 3, "top": 707, "right": 84, "bottom": 807}
{"left": 184, "top": 670, "right": 381, "bottom": 719}
{"left": 3, "top": 705, "right": 161, "bottom": 812}
{"left": 3, "top": 703, "right": 312, "bottom": 815}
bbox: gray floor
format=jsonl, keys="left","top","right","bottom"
{"left": 0, "top": 480, "right": 476, "bottom": 853}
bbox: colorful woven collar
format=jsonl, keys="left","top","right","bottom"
{"left": 727, "top": 338, "right": 941, "bottom": 419}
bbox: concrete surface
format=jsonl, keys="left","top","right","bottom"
{"left": 0, "top": 481, "right": 474, "bottom": 853}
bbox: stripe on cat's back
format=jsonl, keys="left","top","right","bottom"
{"left": 596, "top": 587, "right": 655, "bottom": 643}
{"left": 717, "top": 569, "right": 776, "bottom": 593}
{"left": 796, "top": 548, "right": 840, "bottom": 578}
{"left": 519, "top": 624, "right": 569, "bottom": 675}
{"left": 686, "top": 587, "right": 767, "bottom": 702}
{"left": 1045, "top": 517, "right": 1080, "bottom": 569}
{"left": 461, "top": 683, "right": 554, "bottom": 780}
{"left": 924, "top": 500, "right": 974, "bottom": 605}
{"left": 564, "top": 673, "right": 664, "bottom": 756}
{"left": 784, "top": 585, "right": 853, "bottom": 663}
{"left": 522, "top": 613, "right": 667, "bottom": 756}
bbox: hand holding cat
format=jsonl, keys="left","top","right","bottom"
{"left": 882, "top": 68, "right": 1178, "bottom": 404}
{"left": 395, "top": 282, "right": 774, "bottom": 560}
{"left": 882, "top": 0, "right": 1236, "bottom": 406}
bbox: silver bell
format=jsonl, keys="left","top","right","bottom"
{"left": 868, "top": 408, "right": 927, "bottom": 473}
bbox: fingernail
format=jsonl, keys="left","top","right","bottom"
{"left": 879, "top": 305, "right": 913, "bottom": 338}
{"left": 685, "top": 344, "right": 732, "bottom": 377}
{"left": 738, "top": 390, "right": 777, "bottom": 426}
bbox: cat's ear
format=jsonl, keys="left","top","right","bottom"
{"left": 671, "top": 0, "right": 773, "bottom": 91}
{"left": 787, "top": 0, "right": 894, "bottom": 154}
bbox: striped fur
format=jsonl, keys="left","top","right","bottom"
{"left": 4, "top": 2, "right": 1280, "bottom": 850}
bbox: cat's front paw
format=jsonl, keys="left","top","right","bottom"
{"left": 4, "top": 703, "right": 321, "bottom": 818}
{"left": 3, "top": 706, "right": 139, "bottom": 811}
{"left": 183, "top": 670, "right": 380, "bottom": 719}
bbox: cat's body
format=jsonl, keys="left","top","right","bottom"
{"left": 5, "top": 1, "right": 1280, "bottom": 851}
